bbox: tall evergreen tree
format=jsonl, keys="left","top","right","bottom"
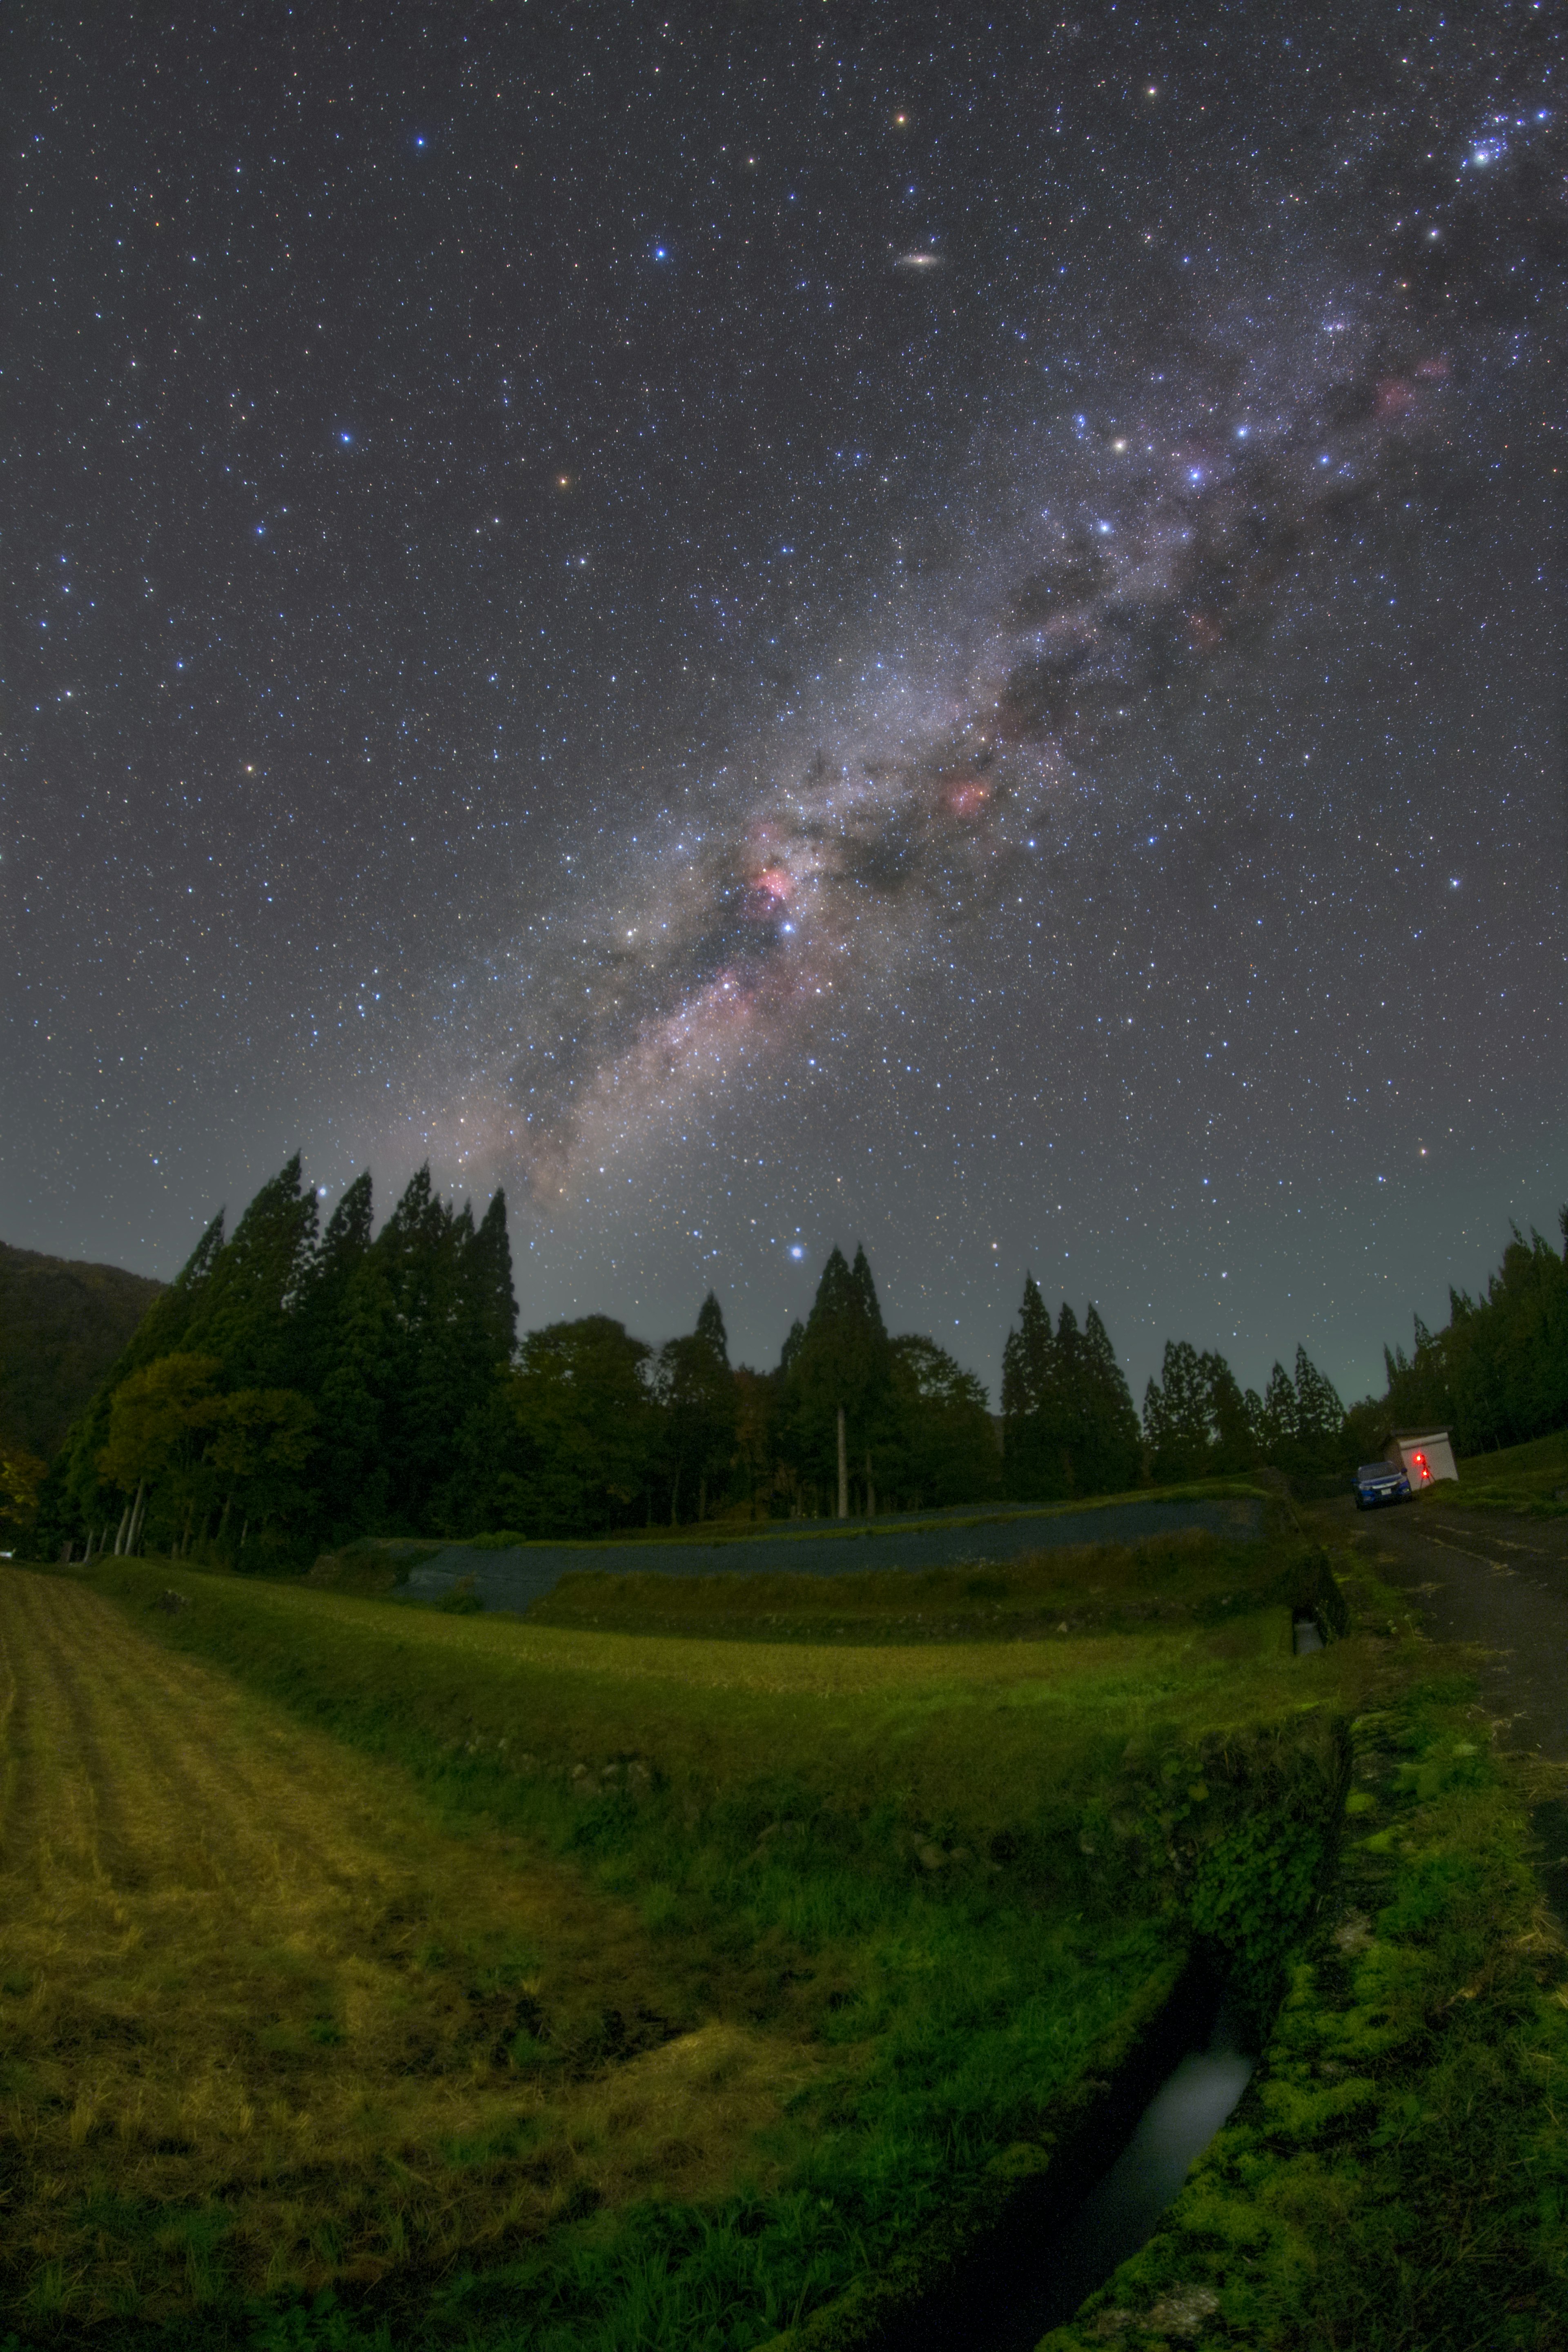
{"left": 1260, "top": 1361, "right": 1298, "bottom": 1459}
{"left": 1293, "top": 1346, "right": 1345, "bottom": 1456}
{"left": 1143, "top": 1340, "right": 1213, "bottom": 1483}
{"left": 1201, "top": 1349, "right": 1255, "bottom": 1474}
{"left": 780, "top": 1245, "right": 895, "bottom": 1515}
{"left": 183, "top": 1154, "right": 318, "bottom": 1390}
{"left": 315, "top": 1232, "right": 398, "bottom": 1539}
{"left": 300, "top": 1173, "right": 374, "bottom": 1388}
{"left": 655, "top": 1291, "right": 737, "bottom": 1522}
{"left": 1000, "top": 1274, "right": 1060, "bottom": 1499}
{"left": 1074, "top": 1304, "right": 1142, "bottom": 1494}
{"left": 470, "top": 1192, "right": 519, "bottom": 1367}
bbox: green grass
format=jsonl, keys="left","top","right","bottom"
{"left": 10, "top": 1520, "right": 1369, "bottom": 2348}
{"left": 527, "top": 1526, "right": 1308, "bottom": 1646}
{"left": 1432, "top": 1425, "right": 1568, "bottom": 1518}
{"left": 1041, "top": 1567, "right": 1568, "bottom": 2350}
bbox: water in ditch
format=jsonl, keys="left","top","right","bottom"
{"left": 895, "top": 1975, "right": 1255, "bottom": 2351}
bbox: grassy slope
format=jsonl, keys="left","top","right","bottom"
{"left": 2, "top": 1521, "right": 1363, "bottom": 2348}
{"left": 1428, "top": 1424, "right": 1568, "bottom": 1517}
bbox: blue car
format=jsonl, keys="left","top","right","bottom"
{"left": 1354, "top": 1461, "right": 1410, "bottom": 1511}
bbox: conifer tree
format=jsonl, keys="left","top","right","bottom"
{"left": 470, "top": 1192, "right": 519, "bottom": 1367}
{"left": 183, "top": 1154, "right": 318, "bottom": 1390}
{"left": 1143, "top": 1339, "right": 1213, "bottom": 1483}
{"left": 314, "top": 1225, "right": 396, "bottom": 1539}
{"left": 1201, "top": 1349, "right": 1255, "bottom": 1474}
{"left": 1261, "top": 1361, "right": 1298, "bottom": 1459}
{"left": 655, "top": 1292, "right": 737, "bottom": 1522}
{"left": 300, "top": 1173, "right": 373, "bottom": 1388}
{"left": 780, "top": 1245, "right": 895, "bottom": 1515}
{"left": 1290, "top": 1346, "right": 1345, "bottom": 1473}
{"left": 1000, "top": 1274, "right": 1059, "bottom": 1498}
{"left": 1075, "top": 1304, "right": 1142, "bottom": 1494}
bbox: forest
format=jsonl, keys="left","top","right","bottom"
{"left": 9, "top": 1158, "right": 1568, "bottom": 1566}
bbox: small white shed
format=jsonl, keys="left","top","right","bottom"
{"left": 1385, "top": 1428, "right": 1458, "bottom": 1487}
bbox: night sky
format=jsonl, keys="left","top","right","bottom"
{"left": 7, "top": 4, "right": 1564, "bottom": 1405}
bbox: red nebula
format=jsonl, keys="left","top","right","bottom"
{"left": 1415, "top": 355, "right": 1450, "bottom": 381}
{"left": 1374, "top": 377, "right": 1417, "bottom": 418}
{"left": 742, "top": 864, "right": 794, "bottom": 920}
{"left": 939, "top": 776, "right": 991, "bottom": 817}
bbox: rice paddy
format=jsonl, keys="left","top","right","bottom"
{"left": 1, "top": 1521, "right": 1377, "bottom": 2344}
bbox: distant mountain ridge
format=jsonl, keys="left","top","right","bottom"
{"left": 0, "top": 1241, "right": 164, "bottom": 1459}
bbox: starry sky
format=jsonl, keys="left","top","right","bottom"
{"left": 7, "top": 3, "right": 1564, "bottom": 1406}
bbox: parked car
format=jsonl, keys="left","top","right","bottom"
{"left": 1354, "top": 1461, "right": 1410, "bottom": 1511}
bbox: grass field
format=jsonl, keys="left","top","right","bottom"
{"left": 1435, "top": 1425, "right": 1568, "bottom": 1516}
{"left": 2, "top": 1522, "right": 1375, "bottom": 2345}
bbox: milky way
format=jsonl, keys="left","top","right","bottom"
{"left": 8, "top": 8, "right": 1564, "bottom": 1395}
{"left": 403, "top": 281, "right": 1477, "bottom": 1196}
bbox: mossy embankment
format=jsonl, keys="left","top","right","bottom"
{"left": 1042, "top": 1546, "right": 1568, "bottom": 2352}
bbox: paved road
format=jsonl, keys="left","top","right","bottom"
{"left": 1338, "top": 1495, "right": 1568, "bottom": 1917}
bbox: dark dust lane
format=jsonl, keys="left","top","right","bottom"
{"left": 1337, "top": 1497, "right": 1568, "bottom": 1919}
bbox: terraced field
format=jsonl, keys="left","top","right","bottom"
{"left": 0, "top": 1526, "right": 1357, "bottom": 2346}
{"left": 0, "top": 1570, "right": 819, "bottom": 2329}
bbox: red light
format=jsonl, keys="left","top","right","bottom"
{"left": 1412, "top": 1450, "right": 1431, "bottom": 1483}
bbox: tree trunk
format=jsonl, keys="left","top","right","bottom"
{"left": 670, "top": 1463, "right": 681, "bottom": 1526}
{"left": 837, "top": 1406, "right": 848, "bottom": 1519}
{"left": 865, "top": 1450, "right": 875, "bottom": 1518}
{"left": 128, "top": 1482, "right": 147, "bottom": 1555}
{"left": 113, "top": 1504, "right": 130, "bottom": 1557}
{"left": 179, "top": 1503, "right": 194, "bottom": 1559}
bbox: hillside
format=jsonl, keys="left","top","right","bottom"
{"left": 0, "top": 1238, "right": 164, "bottom": 1459}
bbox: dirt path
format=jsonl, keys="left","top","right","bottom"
{"left": 1336, "top": 1496, "right": 1568, "bottom": 1916}
{"left": 0, "top": 1568, "right": 806, "bottom": 2330}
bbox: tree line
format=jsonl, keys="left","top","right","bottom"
{"left": 1346, "top": 1210, "right": 1568, "bottom": 1463}
{"left": 19, "top": 1160, "right": 1568, "bottom": 1564}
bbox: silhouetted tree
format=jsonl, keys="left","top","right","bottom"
{"left": 1001, "top": 1274, "right": 1060, "bottom": 1498}
{"left": 655, "top": 1292, "right": 737, "bottom": 1522}
{"left": 885, "top": 1334, "right": 1000, "bottom": 1508}
{"left": 494, "top": 1315, "right": 655, "bottom": 1536}
{"left": 780, "top": 1245, "right": 896, "bottom": 1515}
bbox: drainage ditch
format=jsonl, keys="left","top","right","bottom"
{"left": 877, "top": 1963, "right": 1255, "bottom": 2352}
